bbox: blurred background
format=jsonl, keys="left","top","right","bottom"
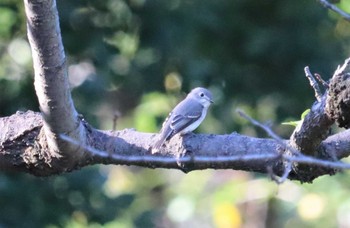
{"left": 1, "top": 0, "right": 350, "bottom": 227}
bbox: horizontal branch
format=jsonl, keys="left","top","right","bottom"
{"left": 1, "top": 111, "right": 350, "bottom": 182}
{"left": 63, "top": 133, "right": 350, "bottom": 170}
{"left": 86, "top": 129, "right": 282, "bottom": 173}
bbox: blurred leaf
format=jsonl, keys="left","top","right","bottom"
{"left": 134, "top": 92, "right": 174, "bottom": 132}
{"left": 282, "top": 109, "right": 310, "bottom": 127}
{"left": 297, "top": 193, "right": 326, "bottom": 221}
{"left": 105, "top": 32, "right": 139, "bottom": 59}
{"left": 213, "top": 202, "right": 242, "bottom": 228}
{"left": 337, "top": 1, "right": 350, "bottom": 12}
{"left": 0, "top": 7, "right": 16, "bottom": 37}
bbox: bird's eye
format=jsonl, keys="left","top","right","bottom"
{"left": 200, "top": 92, "right": 204, "bottom": 97}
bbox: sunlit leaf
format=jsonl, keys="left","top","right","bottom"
{"left": 213, "top": 203, "right": 242, "bottom": 228}
{"left": 282, "top": 109, "right": 310, "bottom": 127}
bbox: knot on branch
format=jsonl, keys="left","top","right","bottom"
{"left": 327, "top": 71, "right": 350, "bottom": 128}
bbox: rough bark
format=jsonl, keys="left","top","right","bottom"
{"left": 326, "top": 63, "right": 350, "bottom": 129}
{"left": 24, "top": 0, "right": 86, "bottom": 169}
{"left": 288, "top": 59, "right": 350, "bottom": 181}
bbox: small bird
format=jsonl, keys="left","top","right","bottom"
{"left": 152, "top": 87, "right": 213, "bottom": 152}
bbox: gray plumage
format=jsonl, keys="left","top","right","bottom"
{"left": 152, "top": 87, "right": 213, "bottom": 152}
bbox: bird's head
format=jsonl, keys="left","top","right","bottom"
{"left": 188, "top": 87, "right": 214, "bottom": 108}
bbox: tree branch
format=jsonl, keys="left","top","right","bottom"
{"left": 2, "top": 110, "right": 350, "bottom": 182}
{"left": 304, "top": 66, "right": 323, "bottom": 102}
{"left": 24, "top": 0, "right": 86, "bottom": 168}
{"left": 317, "top": 0, "right": 350, "bottom": 21}
{"left": 289, "top": 65, "right": 335, "bottom": 157}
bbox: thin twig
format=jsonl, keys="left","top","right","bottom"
{"left": 284, "top": 154, "right": 347, "bottom": 169}
{"left": 237, "top": 109, "right": 286, "bottom": 146}
{"left": 304, "top": 66, "right": 323, "bottom": 101}
{"left": 268, "top": 161, "right": 292, "bottom": 184}
{"left": 279, "top": 161, "right": 292, "bottom": 183}
{"left": 237, "top": 109, "right": 304, "bottom": 158}
{"left": 314, "top": 73, "right": 329, "bottom": 89}
{"left": 334, "top": 57, "right": 350, "bottom": 76}
{"left": 237, "top": 109, "right": 295, "bottom": 183}
{"left": 318, "top": 0, "right": 350, "bottom": 22}
{"left": 237, "top": 109, "right": 301, "bottom": 157}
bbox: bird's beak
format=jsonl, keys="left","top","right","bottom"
{"left": 209, "top": 99, "right": 214, "bottom": 104}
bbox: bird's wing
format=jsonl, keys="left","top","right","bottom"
{"left": 156, "top": 111, "right": 201, "bottom": 147}
{"left": 170, "top": 111, "right": 202, "bottom": 134}
{"left": 152, "top": 99, "right": 202, "bottom": 152}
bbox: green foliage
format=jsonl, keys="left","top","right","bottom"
{"left": 1, "top": 0, "right": 350, "bottom": 227}
{"left": 282, "top": 109, "right": 310, "bottom": 127}
{"left": 337, "top": 1, "right": 350, "bottom": 13}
